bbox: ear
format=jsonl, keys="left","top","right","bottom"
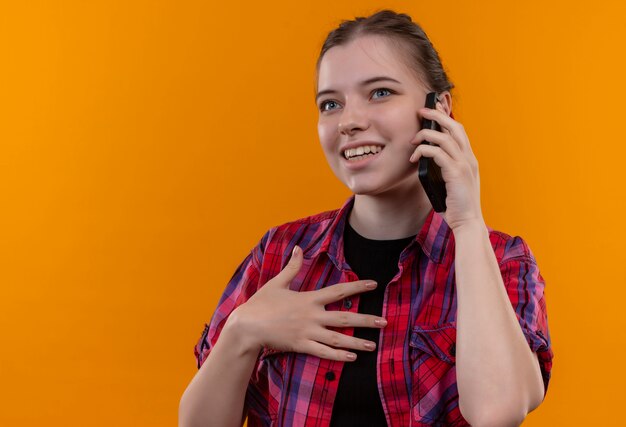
{"left": 437, "top": 91, "right": 453, "bottom": 117}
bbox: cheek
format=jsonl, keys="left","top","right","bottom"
{"left": 400, "top": 116, "right": 420, "bottom": 145}
{"left": 375, "top": 108, "right": 420, "bottom": 148}
{"left": 398, "top": 103, "right": 421, "bottom": 137}
{"left": 395, "top": 105, "right": 420, "bottom": 132}
{"left": 317, "top": 121, "right": 336, "bottom": 154}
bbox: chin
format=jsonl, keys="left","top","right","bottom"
{"left": 344, "top": 182, "right": 399, "bottom": 197}
{"left": 343, "top": 174, "right": 423, "bottom": 198}
{"left": 341, "top": 177, "right": 383, "bottom": 195}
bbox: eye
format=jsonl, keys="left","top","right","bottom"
{"left": 319, "top": 99, "right": 340, "bottom": 112}
{"left": 371, "top": 88, "right": 394, "bottom": 99}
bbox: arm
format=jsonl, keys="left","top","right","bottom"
{"left": 410, "top": 102, "right": 551, "bottom": 426}
{"left": 454, "top": 222, "right": 545, "bottom": 427}
{"left": 179, "top": 246, "right": 264, "bottom": 427}
{"left": 179, "top": 246, "right": 387, "bottom": 427}
{"left": 178, "top": 320, "right": 258, "bottom": 427}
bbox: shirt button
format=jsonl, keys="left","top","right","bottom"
{"left": 449, "top": 343, "right": 456, "bottom": 357}
{"left": 325, "top": 371, "right": 336, "bottom": 381}
{"left": 343, "top": 298, "right": 352, "bottom": 309}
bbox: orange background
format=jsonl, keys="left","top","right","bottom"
{"left": 1, "top": 1, "right": 625, "bottom": 425}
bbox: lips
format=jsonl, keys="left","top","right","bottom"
{"left": 340, "top": 141, "right": 385, "bottom": 157}
{"left": 343, "top": 144, "right": 383, "bottom": 160}
{"left": 341, "top": 146, "right": 384, "bottom": 170}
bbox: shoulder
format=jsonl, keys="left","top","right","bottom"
{"left": 485, "top": 226, "right": 538, "bottom": 266}
{"left": 250, "top": 207, "right": 342, "bottom": 281}
{"left": 260, "top": 207, "right": 341, "bottom": 247}
{"left": 274, "top": 207, "right": 341, "bottom": 231}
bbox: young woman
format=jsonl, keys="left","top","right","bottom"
{"left": 179, "top": 10, "right": 553, "bottom": 427}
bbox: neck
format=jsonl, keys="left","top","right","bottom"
{"left": 348, "top": 183, "right": 432, "bottom": 240}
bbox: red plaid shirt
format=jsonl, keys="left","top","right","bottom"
{"left": 195, "top": 196, "right": 553, "bottom": 426}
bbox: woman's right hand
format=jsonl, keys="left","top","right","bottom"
{"left": 225, "top": 245, "right": 387, "bottom": 362}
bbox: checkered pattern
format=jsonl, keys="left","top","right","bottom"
{"left": 194, "top": 196, "right": 553, "bottom": 426}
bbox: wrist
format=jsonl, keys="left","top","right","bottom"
{"left": 452, "top": 218, "right": 488, "bottom": 238}
{"left": 223, "top": 308, "right": 263, "bottom": 357}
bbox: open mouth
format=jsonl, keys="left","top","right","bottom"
{"left": 343, "top": 145, "right": 384, "bottom": 162}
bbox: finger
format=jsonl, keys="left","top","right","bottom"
{"left": 271, "top": 245, "right": 303, "bottom": 288}
{"left": 301, "top": 340, "right": 358, "bottom": 362}
{"left": 311, "top": 328, "right": 377, "bottom": 352}
{"left": 435, "top": 102, "right": 451, "bottom": 135}
{"left": 312, "top": 280, "right": 377, "bottom": 305}
{"left": 419, "top": 107, "right": 470, "bottom": 151}
{"left": 410, "top": 129, "right": 463, "bottom": 162}
{"left": 409, "top": 143, "right": 454, "bottom": 171}
{"left": 322, "top": 311, "right": 388, "bottom": 329}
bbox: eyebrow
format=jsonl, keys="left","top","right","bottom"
{"left": 315, "top": 76, "right": 402, "bottom": 102}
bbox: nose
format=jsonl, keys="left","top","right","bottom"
{"left": 338, "top": 101, "right": 369, "bottom": 136}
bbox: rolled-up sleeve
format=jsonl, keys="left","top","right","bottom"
{"left": 193, "top": 231, "right": 268, "bottom": 369}
{"left": 499, "top": 236, "right": 553, "bottom": 396}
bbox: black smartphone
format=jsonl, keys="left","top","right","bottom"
{"left": 418, "top": 92, "right": 447, "bottom": 213}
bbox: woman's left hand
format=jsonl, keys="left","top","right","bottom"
{"left": 409, "top": 102, "right": 484, "bottom": 232}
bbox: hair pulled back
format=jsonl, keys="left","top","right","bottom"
{"left": 316, "top": 9, "right": 454, "bottom": 96}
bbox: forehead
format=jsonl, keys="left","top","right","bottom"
{"left": 317, "top": 35, "right": 420, "bottom": 89}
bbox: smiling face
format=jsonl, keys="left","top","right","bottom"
{"left": 316, "top": 34, "right": 434, "bottom": 197}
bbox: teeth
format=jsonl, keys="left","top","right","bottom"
{"left": 344, "top": 145, "right": 382, "bottom": 159}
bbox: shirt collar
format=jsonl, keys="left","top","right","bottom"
{"left": 306, "top": 195, "right": 453, "bottom": 268}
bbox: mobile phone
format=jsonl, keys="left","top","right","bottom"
{"left": 418, "top": 92, "right": 447, "bottom": 213}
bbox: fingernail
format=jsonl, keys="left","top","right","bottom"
{"left": 346, "top": 353, "right": 357, "bottom": 361}
{"left": 375, "top": 318, "right": 388, "bottom": 327}
{"left": 292, "top": 246, "right": 300, "bottom": 256}
{"left": 365, "top": 281, "right": 377, "bottom": 289}
{"left": 364, "top": 341, "right": 376, "bottom": 350}
{"left": 409, "top": 152, "right": 417, "bottom": 162}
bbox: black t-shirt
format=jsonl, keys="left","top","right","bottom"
{"left": 330, "top": 221, "right": 416, "bottom": 427}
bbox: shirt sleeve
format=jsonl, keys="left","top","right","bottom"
{"left": 499, "top": 236, "right": 554, "bottom": 396}
{"left": 193, "top": 231, "right": 269, "bottom": 369}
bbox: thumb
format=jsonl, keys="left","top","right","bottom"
{"left": 275, "top": 245, "right": 303, "bottom": 287}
